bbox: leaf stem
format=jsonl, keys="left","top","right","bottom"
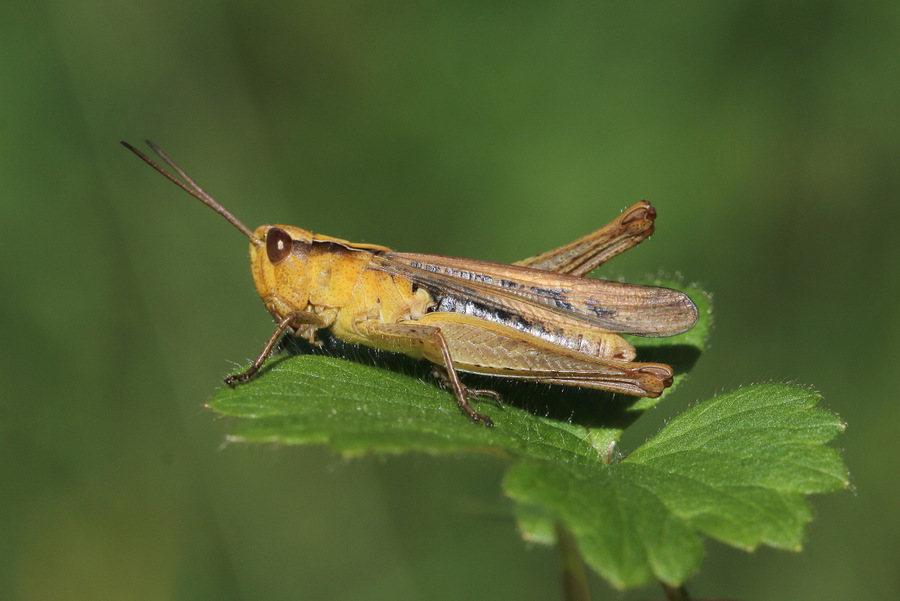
{"left": 661, "top": 583, "right": 692, "bottom": 601}
{"left": 556, "top": 522, "right": 591, "bottom": 601}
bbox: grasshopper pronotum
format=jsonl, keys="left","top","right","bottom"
{"left": 124, "top": 141, "right": 697, "bottom": 426}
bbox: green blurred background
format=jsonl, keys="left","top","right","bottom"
{"left": 2, "top": 2, "right": 897, "bottom": 599}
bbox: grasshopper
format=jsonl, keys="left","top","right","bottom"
{"left": 123, "top": 141, "right": 698, "bottom": 426}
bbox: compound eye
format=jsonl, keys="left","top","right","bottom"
{"left": 266, "top": 228, "right": 293, "bottom": 264}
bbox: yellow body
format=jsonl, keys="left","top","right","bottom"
{"left": 250, "top": 225, "right": 433, "bottom": 354}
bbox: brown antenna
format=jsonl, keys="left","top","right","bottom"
{"left": 121, "top": 140, "right": 260, "bottom": 244}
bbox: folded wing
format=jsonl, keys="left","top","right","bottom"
{"left": 371, "top": 252, "right": 698, "bottom": 337}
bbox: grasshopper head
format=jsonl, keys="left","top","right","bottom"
{"left": 250, "top": 224, "right": 315, "bottom": 321}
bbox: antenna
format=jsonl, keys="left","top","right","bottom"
{"left": 121, "top": 140, "right": 260, "bottom": 243}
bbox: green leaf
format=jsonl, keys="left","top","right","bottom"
{"left": 205, "top": 284, "right": 849, "bottom": 588}
{"left": 208, "top": 353, "right": 602, "bottom": 461}
{"left": 504, "top": 383, "right": 849, "bottom": 588}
